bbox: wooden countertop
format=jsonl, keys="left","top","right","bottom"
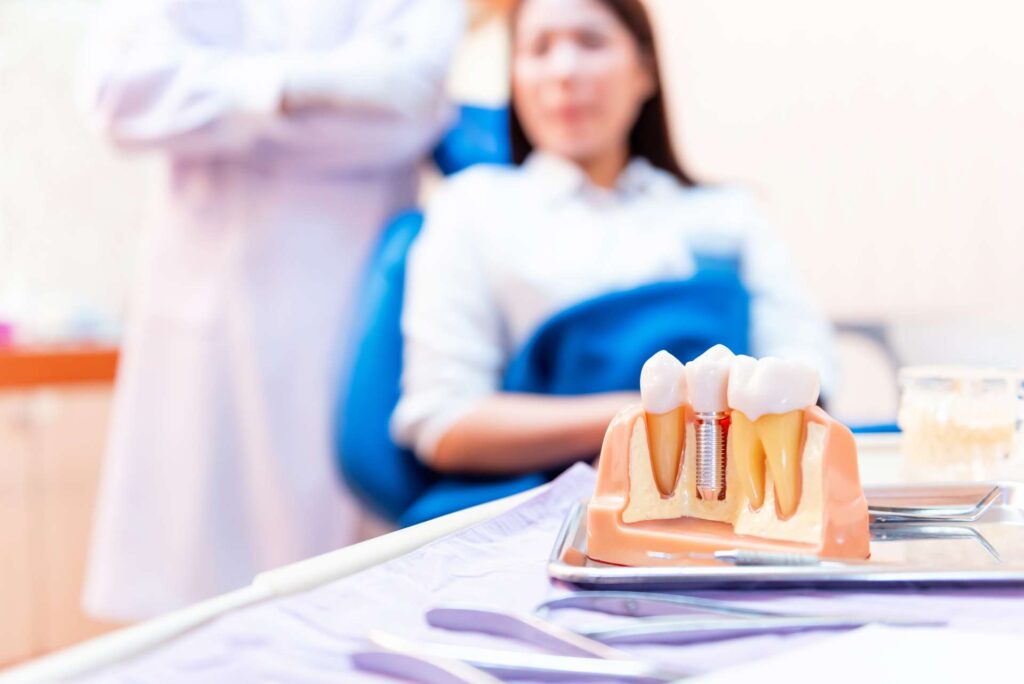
{"left": 0, "top": 346, "right": 119, "bottom": 389}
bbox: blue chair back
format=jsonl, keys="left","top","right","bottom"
{"left": 432, "top": 104, "right": 512, "bottom": 176}
{"left": 337, "top": 104, "right": 511, "bottom": 521}
{"left": 338, "top": 212, "right": 435, "bottom": 521}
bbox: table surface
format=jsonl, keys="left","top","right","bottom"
{"left": 2, "top": 435, "right": 904, "bottom": 683}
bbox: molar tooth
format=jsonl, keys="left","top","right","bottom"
{"left": 640, "top": 351, "right": 687, "bottom": 496}
{"left": 728, "top": 356, "right": 820, "bottom": 518}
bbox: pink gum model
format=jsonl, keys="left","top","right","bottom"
{"left": 587, "top": 405, "right": 871, "bottom": 566}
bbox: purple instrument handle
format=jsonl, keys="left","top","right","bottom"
{"left": 426, "top": 606, "right": 628, "bottom": 659}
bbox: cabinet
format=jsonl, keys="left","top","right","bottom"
{"left": 0, "top": 349, "right": 121, "bottom": 667}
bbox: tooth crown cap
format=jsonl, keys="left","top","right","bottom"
{"left": 685, "top": 344, "right": 734, "bottom": 413}
{"left": 728, "top": 355, "right": 821, "bottom": 421}
{"left": 640, "top": 350, "right": 687, "bottom": 414}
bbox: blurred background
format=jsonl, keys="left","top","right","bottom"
{"left": 2, "top": 0, "right": 1022, "bottom": 666}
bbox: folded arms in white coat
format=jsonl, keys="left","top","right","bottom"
{"left": 80, "top": 0, "right": 466, "bottom": 165}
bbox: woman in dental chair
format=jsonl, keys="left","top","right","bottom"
{"left": 390, "top": 0, "right": 833, "bottom": 494}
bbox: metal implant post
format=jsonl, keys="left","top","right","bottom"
{"left": 695, "top": 411, "right": 728, "bottom": 501}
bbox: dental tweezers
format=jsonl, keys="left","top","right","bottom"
{"left": 867, "top": 484, "right": 1001, "bottom": 523}
{"left": 537, "top": 591, "right": 943, "bottom": 644}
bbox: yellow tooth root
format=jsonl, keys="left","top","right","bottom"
{"left": 646, "top": 409, "right": 684, "bottom": 496}
{"left": 756, "top": 410, "right": 805, "bottom": 518}
{"left": 729, "top": 411, "right": 766, "bottom": 510}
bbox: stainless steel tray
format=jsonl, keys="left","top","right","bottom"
{"left": 548, "top": 482, "right": 1024, "bottom": 589}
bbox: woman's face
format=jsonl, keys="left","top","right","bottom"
{"left": 512, "top": 0, "right": 655, "bottom": 164}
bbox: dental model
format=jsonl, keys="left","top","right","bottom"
{"left": 587, "top": 346, "right": 870, "bottom": 566}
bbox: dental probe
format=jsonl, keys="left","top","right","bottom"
{"left": 647, "top": 549, "right": 877, "bottom": 567}
{"left": 712, "top": 549, "right": 874, "bottom": 567}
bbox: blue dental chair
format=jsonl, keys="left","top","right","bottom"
{"left": 335, "top": 105, "right": 751, "bottom": 527}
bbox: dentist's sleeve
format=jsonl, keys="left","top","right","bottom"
{"left": 283, "top": 0, "right": 466, "bottom": 119}
{"left": 390, "top": 172, "right": 507, "bottom": 462}
{"left": 81, "top": 0, "right": 465, "bottom": 162}
{"left": 738, "top": 193, "right": 839, "bottom": 397}
{"left": 273, "top": 0, "right": 467, "bottom": 169}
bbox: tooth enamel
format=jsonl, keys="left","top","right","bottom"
{"left": 640, "top": 351, "right": 687, "bottom": 495}
{"left": 727, "top": 356, "right": 820, "bottom": 421}
{"left": 685, "top": 345, "right": 734, "bottom": 413}
{"left": 641, "top": 351, "right": 687, "bottom": 414}
{"left": 728, "top": 356, "right": 821, "bottom": 518}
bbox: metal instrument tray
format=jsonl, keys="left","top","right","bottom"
{"left": 548, "top": 482, "right": 1024, "bottom": 590}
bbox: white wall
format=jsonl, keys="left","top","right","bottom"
{"left": 647, "top": 0, "right": 1024, "bottom": 326}
{"left": 0, "top": 0, "right": 155, "bottom": 340}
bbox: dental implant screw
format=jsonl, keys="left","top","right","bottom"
{"left": 695, "top": 411, "right": 729, "bottom": 501}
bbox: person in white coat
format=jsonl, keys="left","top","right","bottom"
{"left": 81, "top": 0, "right": 466, "bottom": 621}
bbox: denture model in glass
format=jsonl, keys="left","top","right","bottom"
{"left": 587, "top": 345, "right": 871, "bottom": 566}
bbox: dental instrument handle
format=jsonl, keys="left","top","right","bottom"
{"left": 426, "top": 606, "right": 628, "bottom": 659}
{"left": 713, "top": 549, "right": 861, "bottom": 566}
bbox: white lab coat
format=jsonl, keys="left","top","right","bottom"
{"left": 81, "top": 0, "right": 465, "bottom": 621}
{"left": 392, "top": 153, "right": 837, "bottom": 461}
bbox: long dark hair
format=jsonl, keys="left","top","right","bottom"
{"left": 508, "top": 0, "right": 697, "bottom": 186}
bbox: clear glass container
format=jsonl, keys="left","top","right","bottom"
{"left": 898, "top": 366, "right": 1024, "bottom": 482}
